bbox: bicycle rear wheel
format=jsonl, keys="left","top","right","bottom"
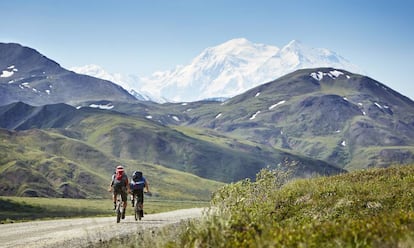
{"left": 138, "top": 204, "right": 142, "bottom": 221}
{"left": 134, "top": 197, "right": 142, "bottom": 221}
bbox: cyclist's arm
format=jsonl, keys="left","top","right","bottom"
{"left": 108, "top": 174, "right": 115, "bottom": 190}
{"left": 126, "top": 178, "right": 131, "bottom": 192}
{"left": 145, "top": 178, "right": 150, "bottom": 192}
{"left": 108, "top": 179, "right": 113, "bottom": 192}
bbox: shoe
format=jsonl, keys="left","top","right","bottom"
{"left": 122, "top": 210, "right": 126, "bottom": 219}
{"left": 140, "top": 210, "right": 144, "bottom": 218}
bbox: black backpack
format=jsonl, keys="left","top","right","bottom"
{"left": 132, "top": 171, "right": 143, "bottom": 182}
{"left": 131, "top": 171, "right": 145, "bottom": 190}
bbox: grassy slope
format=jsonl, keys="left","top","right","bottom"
{"left": 0, "top": 128, "right": 224, "bottom": 200}
{"left": 141, "top": 164, "right": 414, "bottom": 247}
{"left": 73, "top": 113, "right": 343, "bottom": 182}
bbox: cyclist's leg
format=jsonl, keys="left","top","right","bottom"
{"left": 137, "top": 189, "right": 144, "bottom": 204}
{"left": 121, "top": 190, "right": 128, "bottom": 208}
{"left": 138, "top": 189, "right": 144, "bottom": 217}
{"left": 121, "top": 190, "right": 128, "bottom": 219}
{"left": 133, "top": 190, "right": 139, "bottom": 206}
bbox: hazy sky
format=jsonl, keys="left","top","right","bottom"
{"left": 1, "top": 0, "right": 414, "bottom": 99}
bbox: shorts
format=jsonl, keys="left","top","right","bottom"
{"left": 131, "top": 189, "right": 144, "bottom": 204}
{"left": 113, "top": 186, "right": 127, "bottom": 202}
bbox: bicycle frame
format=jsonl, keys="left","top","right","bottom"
{"left": 134, "top": 194, "right": 143, "bottom": 221}
{"left": 116, "top": 193, "right": 124, "bottom": 223}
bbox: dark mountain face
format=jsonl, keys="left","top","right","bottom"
{"left": 0, "top": 43, "right": 136, "bottom": 106}
{"left": 0, "top": 43, "right": 63, "bottom": 75}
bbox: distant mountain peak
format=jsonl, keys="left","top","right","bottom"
{"left": 72, "top": 38, "right": 362, "bottom": 103}
{"left": 283, "top": 39, "right": 303, "bottom": 48}
{"left": 220, "top": 37, "right": 251, "bottom": 46}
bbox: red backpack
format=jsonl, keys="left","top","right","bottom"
{"left": 116, "top": 169, "right": 124, "bottom": 180}
{"left": 113, "top": 167, "right": 127, "bottom": 189}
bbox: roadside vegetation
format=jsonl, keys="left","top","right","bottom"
{"left": 122, "top": 164, "right": 414, "bottom": 247}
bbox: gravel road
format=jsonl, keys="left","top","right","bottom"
{"left": 0, "top": 208, "right": 204, "bottom": 248}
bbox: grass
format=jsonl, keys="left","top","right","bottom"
{"left": 124, "top": 164, "right": 414, "bottom": 247}
{"left": 0, "top": 196, "right": 209, "bottom": 223}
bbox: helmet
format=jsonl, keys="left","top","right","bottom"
{"left": 116, "top": 165, "right": 124, "bottom": 172}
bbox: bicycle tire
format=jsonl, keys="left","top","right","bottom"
{"left": 116, "top": 196, "right": 122, "bottom": 223}
{"left": 134, "top": 196, "right": 143, "bottom": 221}
{"left": 134, "top": 199, "right": 139, "bottom": 221}
{"left": 138, "top": 204, "right": 142, "bottom": 221}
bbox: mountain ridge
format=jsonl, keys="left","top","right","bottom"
{"left": 176, "top": 67, "right": 414, "bottom": 170}
{"left": 0, "top": 43, "right": 137, "bottom": 106}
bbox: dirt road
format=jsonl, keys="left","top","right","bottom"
{"left": 0, "top": 208, "right": 204, "bottom": 248}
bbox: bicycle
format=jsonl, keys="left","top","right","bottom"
{"left": 134, "top": 196, "right": 143, "bottom": 221}
{"left": 115, "top": 193, "right": 124, "bottom": 223}
{"left": 133, "top": 191, "right": 152, "bottom": 221}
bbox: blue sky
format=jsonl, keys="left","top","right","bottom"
{"left": 2, "top": 0, "right": 414, "bottom": 99}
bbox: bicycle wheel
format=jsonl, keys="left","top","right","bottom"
{"left": 116, "top": 197, "right": 122, "bottom": 223}
{"left": 134, "top": 198, "right": 139, "bottom": 221}
{"left": 138, "top": 204, "right": 142, "bottom": 220}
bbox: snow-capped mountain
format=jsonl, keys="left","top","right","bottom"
{"left": 69, "top": 64, "right": 157, "bottom": 102}
{"left": 73, "top": 38, "right": 362, "bottom": 103}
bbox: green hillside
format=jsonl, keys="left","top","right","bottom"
{"left": 138, "top": 164, "right": 414, "bottom": 247}
{"left": 0, "top": 128, "right": 223, "bottom": 200}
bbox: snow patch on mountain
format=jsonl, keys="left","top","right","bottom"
{"left": 310, "top": 70, "right": 349, "bottom": 81}
{"left": 269, "top": 100, "right": 286, "bottom": 110}
{"left": 89, "top": 103, "right": 114, "bottom": 110}
{"left": 249, "top": 110, "right": 261, "bottom": 120}
{"left": 1, "top": 65, "right": 18, "bottom": 78}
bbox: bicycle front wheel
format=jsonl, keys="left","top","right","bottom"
{"left": 116, "top": 200, "right": 122, "bottom": 223}
{"left": 134, "top": 205, "right": 138, "bottom": 221}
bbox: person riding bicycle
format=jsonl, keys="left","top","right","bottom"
{"left": 108, "top": 165, "right": 130, "bottom": 219}
{"left": 130, "top": 171, "right": 150, "bottom": 218}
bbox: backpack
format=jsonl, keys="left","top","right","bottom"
{"left": 131, "top": 171, "right": 145, "bottom": 190}
{"left": 132, "top": 171, "right": 143, "bottom": 182}
{"left": 113, "top": 170, "right": 127, "bottom": 190}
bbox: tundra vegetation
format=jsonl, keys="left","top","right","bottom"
{"left": 110, "top": 163, "right": 414, "bottom": 247}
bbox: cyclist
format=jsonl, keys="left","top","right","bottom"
{"left": 108, "top": 165, "right": 130, "bottom": 219}
{"left": 130, "top": 171, "right": 150, "bottom": 218}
